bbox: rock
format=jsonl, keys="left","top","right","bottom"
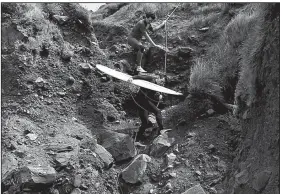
{"left": 166, "top": 153, "right": 177, "bottom": 166}
{"left": 94, "top": 144, "right": 114, "bottom": 169}
{"left": 100, "top": 130, "right": 137, "bottom": 162}
{"left": 101, "top": 76, "right": 108, "bottom": 82}
{"left": 150, "top": 133, "right": 175, "bottom": 157}
{"left": 57, "top": 92, "right": 66, "bottom": 97}
{"left": 195, "top": 170, "right": 202, "bottom": 176}
{"left": 26, "top": 133, "right": 38, "bottom": 140}
{"left": 115, "top": 120, "right": 120, "bottom": 124}
{"left": 235, "top": 169, "right": 249, "bottom": 186}
{"left": 52, "top": 15, "right": 69, "bottom": 25}
{"left": 165, "top": 182, "right": 173, "bottom": 189}
{"left": 73, "top": 174, "right": 82, "bottom": 187}
{"left": 252, "top": 170, "right": 272, "bottom": 191}
{"left": 139, "top": 183, "right": 154, "bottom": 194}
{"left": 80, "top": 136, "right": 97, "bottom": 150}
{"left": 3, "top": 166, "right": 57, "bottom": 191}
{"left": 208, "top": 144, "right": 216, "bottom": 152}
{"left": 169, "top": 172, "right": 177, "bottom": 178}
{"left": 54, "top": 152, "right": 74, "bottom": 167}
{"left": 109, "top": 45, "right": 119, "bottom": 52}
{"left": 2, "top": 155, "right": 18, "bottom": 180}
{"left": 34, "top": 77, "right": 47, "bottom": 88}
{"left": 35, "top": 77, "right": 46, "bottom": 84}
{"left": 71, "top": 188, "right": 82, "bottom": 194}
{"left": 209, "top": 187, "right": 217, "bottom": 193}
{"left": 72, "top": 117, "right": 78, "bottom": 122}
{"left": 45, "top": 143, "right": 74, "bottom": 153}
{"left": 68, "top": 76, "right": 75, "bottom": 84}
{"left": 78, "top": 46, "right": 92, "bottom": 56}
{"left": 61, "top": 43, "right": 74, "bottom": 61}
{"left": 50, "top": 188, "right": 60, "bottom": 194}
{"left": 181, "top": 184, "right": 206, "bottom": 194}
{"left": 178, "top": 47, "right": 194, "bottom": 57}
{"left": 121, "top": 154, "right": 151, "bottom": 184}
{"left": 7, "top": 142, "right": 17, "bottom": 150}
{"left": 94, "top": 182, "right": 100, "bottom": 188}
{"left": 198, "top": 27, "right": 209, "bottom": 32}
{"left": 97, "top": 99, "right": 121, "bottom": 122}
{"left": 79, "top": 63, "right": 92, "bottom": 73}
{"left": 62, "top": 50, "right": 74, "bottom": 61}
{"left": 207, "top": 109, "right": 215, "bottom": 115}
{"left": 13, "top": 150, "right": 26, "bottom": 158}
{"left": 187, "top": 132, "right": 196, "bottom": 138}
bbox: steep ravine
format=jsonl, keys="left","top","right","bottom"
{"left": 1, "top": 3, "right": 279, "bottom": 194}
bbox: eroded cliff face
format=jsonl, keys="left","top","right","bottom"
{"left": 226, "top": 4, "right": 280, "bottom": 194}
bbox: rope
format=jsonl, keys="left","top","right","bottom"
{"left": 164, "top": 22, "right": 167, "bottom": 74}
{"left": 117, "top": 153, "right": 139, "bottom": 194}
{"left": 163, "top": 3, "right": 180, "bottom": 74}
{"left": 117, "top": 92, "right": 142, "bottom": 194}
{"left": 139, "top": 89, "right": 160, "bottom": 103}
{"left": 165, "top": 3, "right": 181, "bottom": 22}
{"left": 117, "top": 88, "right": 163, "bottom": 193}
{"left": 117, "top": 91, "right": 150, "bottom": 194}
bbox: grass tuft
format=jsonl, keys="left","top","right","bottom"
{"left": 189, "top": 3, "right": 261, "bottom": 103}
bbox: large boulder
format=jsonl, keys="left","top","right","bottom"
{"left": 121, "top": 154, "right": 151, "bottom": 184}
{"left": 94, "top": 144, "right": 114, "bottom": 169}
{"left": 149, "top": 133, "right": 175, "bottom": 157}
{"left": 2, "top": 165, "right": 57, "bottom": 193}
{"left": 99, "top": 130, "right": 137, "bottom": 162}
{"left": 181, "top": 184, "right": 206, "bottom": 194}
{"left": 2, "top": 154, "right": 18, "bottom": 181}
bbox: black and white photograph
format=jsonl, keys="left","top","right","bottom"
{"left": 1, "top": 2, "right": 280, "bottom": 194}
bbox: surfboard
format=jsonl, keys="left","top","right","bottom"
{"left": 96, "top": 64, "right": 183, "bottom": 96}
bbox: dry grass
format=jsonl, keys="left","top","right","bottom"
{"left": 187, "top": 12, "right": 220, "bottom": 29}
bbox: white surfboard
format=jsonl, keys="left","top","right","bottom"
{"left": 96, "top": 64, "right": 183, "bottom": 96}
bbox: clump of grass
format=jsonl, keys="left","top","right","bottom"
{"left": 188, "top": 12, "right": 220, "bottom": 28}
{"left": 234, "top": 4, "right": 268, "bottom": 112}
{"left": 189, "top": 58, "right": 223, "bottom": 101}
{"left": 224, "top": 9, "right": 259, "bottom": 48}
{"left": 189, "top": 3, "right": 261, "bottom": 104}
{"left": 191, "top": 3, "right": 224, "bottom": 16}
